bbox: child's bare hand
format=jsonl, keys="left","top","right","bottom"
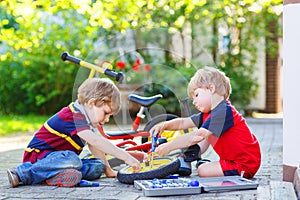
{"left": 125, "top": 157, "right": 141, "bottom": 173}
{"left": 150, "top": 123, "right": 166, "bottom": 137}
{"left": 154, "top": 143, "right": 171, "bottom": 156}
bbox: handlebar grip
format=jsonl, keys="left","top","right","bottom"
{"left": 104, "top": 69, "right": 124, "bottom": 83}
{"left": 61, "top": 52, "right": 81, "bottom": 64}
{"left": 61, "top": 52, "right": 123, "bottom": 82}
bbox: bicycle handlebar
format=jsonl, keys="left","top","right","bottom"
{"left": 61, "top": 52, "right": 124, "bottom": 83}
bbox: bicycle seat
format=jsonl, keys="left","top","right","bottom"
{"left": 128, "top": 94, "right": 163, "bottom": 107}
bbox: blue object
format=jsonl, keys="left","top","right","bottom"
{"left": 151, "top": 133, "right": 159, "bottom": 152}
{"left": 152, "top": 178, "right": 160, "bottom": 184}
{"left": 188, "top": 180, "right": 200, "bottom": 187}
{"left": 153, "top": 184, "right": 163, "bottom": 188}
{"left": 164, "top": 175, "right": 179, "bottom": 179}
{"left": 77, "top": 180, "right": 100, "bottom": 187}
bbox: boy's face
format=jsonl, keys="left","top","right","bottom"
{"left": 87, "top": 102, "right": 113, "bottom": 127}
{"left": 192, "top": 87, "right": 212, "bottom": 113}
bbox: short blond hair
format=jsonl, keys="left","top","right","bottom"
{"left": 188, "top": 66, "right": 231, "bottom": 99}
{"left": 78, "top": 78, "right": 121, "bottom": 114}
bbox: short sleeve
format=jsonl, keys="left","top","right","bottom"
{"left": 202, "top": 101, "right": 234, "bottom": 137}
{"left": 190, "top": 112, "right": 203, "bottom": 128}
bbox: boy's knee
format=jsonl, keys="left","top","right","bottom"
{"left": 62, "top": 151, "right": 82, "bottom": 169}
{"left": 197, "top": 164, "right": 212, "bottom": 177}
{"left": 90, "top": 162, "right": 105, "bottom": 179}
{"left": 197, "top": 165, "right": 205, "bottom": 177}
{"left": 81, "top": 158, "right": 105, "bottom": 180}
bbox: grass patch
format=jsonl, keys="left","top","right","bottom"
{"left": 0, "top": 115, "right": 50, "bottom": 137}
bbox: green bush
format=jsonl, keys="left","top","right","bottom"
{"left": 0, "top": 1, "right": 281, "bottom": 117}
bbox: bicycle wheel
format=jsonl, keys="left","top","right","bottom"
{"left": 142, "top": 114, "right": 180, "bottom": 143}
{"left": 117, "top": 156, "right": 180, "bottom": 184}
{"left": 107, "top": 151, "right": 146, "bottom": 168}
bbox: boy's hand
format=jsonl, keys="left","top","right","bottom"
{"left": 125, "top": 156, "right": 141, "bottom": 173}
{"left": 154, "top": 143, "right": 171, "bottom": 156}
{"left": 150, "top": 122, "right": 167, "bottom": 137}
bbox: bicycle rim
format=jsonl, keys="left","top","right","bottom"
{"left": 117, "top": 156, "right": 180, "bottom": 184}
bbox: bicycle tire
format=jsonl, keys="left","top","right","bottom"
{"left": 141, "top": 114, "right": 179, "bottom": 143}
{"left": 117, "top": 156, "right": 180, "bottom": 184}
{"left": 108, "top": 151, "right": 146, "bottom": 168}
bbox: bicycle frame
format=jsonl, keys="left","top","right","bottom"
{"left": 61, "top": 52, "right": 193, "bottom": 176}
{"left": 96, "top": 93, "right": 165, "bottom": 152}
{"left": 61, "top": 52, "right": 166, "bottom": 153}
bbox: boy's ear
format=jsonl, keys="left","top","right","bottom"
{"left": 87, "top": 98, "right": 96, "bottom": 107}
{"left": 209, "top": 84, "right": 216, "bottom": 93}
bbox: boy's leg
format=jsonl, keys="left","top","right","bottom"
{"left": 16, "top": 150, "right": 82, "bottom": 185}
{"left": 197, "top": 161, "right": 225, "bottom": 177}
{"left": 198, "top": 160, "right": 241, "bottom": 177}
{"left": 80, "top": 158, "right": 105, "bottom": 180}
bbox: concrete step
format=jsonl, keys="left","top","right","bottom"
{"left": 257, "top": 180, "right": 298, "bottom": 200}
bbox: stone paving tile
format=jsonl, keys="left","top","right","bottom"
{"left": 0, "top": 118, "right": 296, "bottom": 200}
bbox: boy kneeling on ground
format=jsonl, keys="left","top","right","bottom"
{"left": 8, "top": 78, "right": 141, "bottom": 187}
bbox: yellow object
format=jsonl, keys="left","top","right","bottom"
{"left": 125, "top": 158, "right": 172, "bottom": 173}
{"left": 79, "top": 60, "right": 113, "bottom": 78}
{"left": 146, "top": 129, "right": 191, "bottom": 143}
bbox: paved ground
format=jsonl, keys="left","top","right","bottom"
{"left": 0, "top": 117, "right": 298, "bottom": 199}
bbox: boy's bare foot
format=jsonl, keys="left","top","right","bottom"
{"left": 105, "top": 169, "right": 117, "bottom": 178}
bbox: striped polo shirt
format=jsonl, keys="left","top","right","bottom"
{"left": 23, "top": 101, "right": 90, "bottom": 163}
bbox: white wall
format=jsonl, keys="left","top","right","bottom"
{"left": 283, "top": 3, "right": 300, "bottom": 166}
{"left": 248, "top": 37, "right": 266, "bottom": 110}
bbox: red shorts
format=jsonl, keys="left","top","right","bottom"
{"left": 220, "top": 160, "right": 259, "bottom": 178}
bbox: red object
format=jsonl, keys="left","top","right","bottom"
{"left": 97, "top": 125, "right": 149, "bottom": 140}
{"left": 125, "top": 142, "right": 152, "bottom": 152}
{"left": 127, "top": 151, "right": 146, "bottom": 162}
{"left": 116, "top": 140, "right": 137, "bottom": 147}
{"left": 132, "top": 64, "right": 139, "bottom": 71}
{"left": 132, "top": 116, "right": 142, "bottom": 130}
{"left": 144, "top": 64, "right": 151, "bottom": 71}
{"left": 135, "top": 59, "right": 141, "bottom": 65}
{"left": 116, "top": 61, "right": 126, "bottom": 69}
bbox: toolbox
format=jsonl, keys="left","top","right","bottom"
{"left": 134, "top": 176, "right": 259, "bottom": 197}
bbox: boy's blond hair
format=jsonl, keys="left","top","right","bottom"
{"left": 188, "top": 66, "right": 231, "bottom": 99}
{"left": 78, "top": 78, "right": 121, "bottom": 114}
